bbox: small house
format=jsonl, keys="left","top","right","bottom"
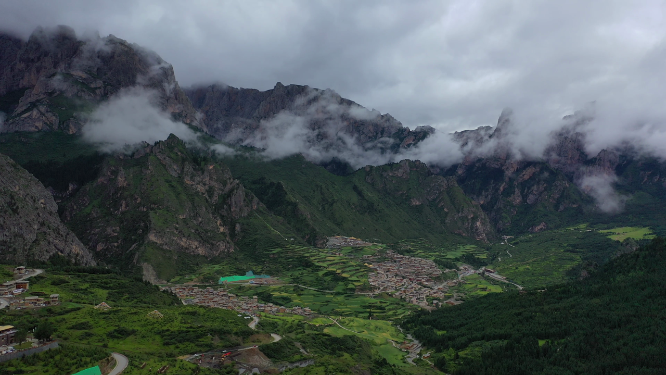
{"left": 94, "top": 302, "right": 111, "bottom": 310}
{"left": 0, "top": 325, "right": 16, "bottom": 346}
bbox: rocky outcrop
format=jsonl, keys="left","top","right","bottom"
{"left": 0, "top": 26, "right": 197, "bottom": 133}
{"left": 0, "top": 153, "right": 95, "bottom": 265}
{"left": 62, "top": 135, "right": 260, "bottom": 276}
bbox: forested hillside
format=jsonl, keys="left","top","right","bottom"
{"left": 404, "top": 238, "right": 666, "bottom": 374}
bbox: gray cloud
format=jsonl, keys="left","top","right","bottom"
{"left": 579, "top": 173, "right": 627, "bottom": 214}
{"left": 2, "top": 0, "right": 665, "bottom": 133}
{"left": 82, "top": 87, "right": 198, "bottom": 152}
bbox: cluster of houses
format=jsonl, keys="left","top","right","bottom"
{"left": 0, "top": 280, "right": 29, "bottom": 297}
{"left": 1, "top": 266, "right": 32, "bottom": 297}
{"left": 165, "top": 286, "right": 313, "bottom": 317}
{"left": 9, "top": 294, "right": 59, "bottom": 309}
{"left": 365, "top": 251, "right": 459, "bottom": 307}
{"left": 1, "top": 267, "right": 59, "bottom": 310}
{"left": 326, "top": 236, "right": 372, "bottom": 248}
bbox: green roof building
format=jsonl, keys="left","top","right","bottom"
{"left": 72, "top": 366, "right": 102, "bottom": 375}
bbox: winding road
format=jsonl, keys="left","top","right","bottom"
{"left": 109, "top": 352, "right": 128, "bottom": 375}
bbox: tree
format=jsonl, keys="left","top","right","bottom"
{"left": 435, "top": 356, "right": 447, "bottom": 371}
{"left": 34, "top": 321, "right": 55, "bottom": 342}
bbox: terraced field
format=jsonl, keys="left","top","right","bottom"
{"left": 324, "top": 318, "right": 406, "bottom": 365}
{"left": 228, "top": 283, "right": 416, "bottom": 319}
{"left": 449, "top": 274, "right": 509, "bottom": 299}
{"left": 394, "top": 240, "right": 488, "bottom": 266}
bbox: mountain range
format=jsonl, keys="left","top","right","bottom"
{"left": 1, "top": 26, "right": 665, "bottom": 280}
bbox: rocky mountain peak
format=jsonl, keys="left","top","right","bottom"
{"left": 491, "top": 107, "right": 514, "bottom": 139}
{"left": 0, "top": 27, "right": 197, "bottom": 134}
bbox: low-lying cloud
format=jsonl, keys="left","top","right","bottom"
{"left": 579, "top": 173, "right": 627, "bottom": 214}
{"left": 82, "top": 87, "right": 198, "bottom": 152}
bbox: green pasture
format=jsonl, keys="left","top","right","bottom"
{"left": 599, "top": 226, "right": 655, "bottom": 242}
{"left": 451, "top": 274, "right": 505, "bottom": 298}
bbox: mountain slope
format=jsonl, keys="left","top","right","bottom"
{"left": 0, "top": 153, "right": 95, "bottom": 265}
{"left": 222, "top": 152, "right": 495, "bottom": 246}
{"left": 60, "top": 135, "right": 290, "bottom": 281}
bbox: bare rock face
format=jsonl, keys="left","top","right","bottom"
{"left": 0, "top": 153, "right": 95, "bottom": 265}
{"left": 62, "top": 135, "right": 260, "bottom": 274}
{"left": 0, "top": 26, "right": 197, "bottom": 133}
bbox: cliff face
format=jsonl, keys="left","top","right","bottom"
{"left": 185, "top": 82, "right": 433, "bottom": 164}
{"left": 447, "top": 110, "right": 594, "bottom": 232}
{"left": 0, "top": 26, "right": 197, "bottom": 133}
{"left": 0, "top": 153, "right": 95, "bottom": 265}
{"left": 62, "top": 135, "right": 260, "bottom": 278}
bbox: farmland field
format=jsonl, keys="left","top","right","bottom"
{"left": 599, "top": 226, "right": 655, "bottom": 241}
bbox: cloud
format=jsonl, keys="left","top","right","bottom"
{"left": 0, "top": 112, "right": 5, "bottom": 131}
{"left": 242, "top": 102, "right": 395, "bottom": 169}
{"left": 400, "top": 131, "right": 463, "bottom": 167}
{"left": 578, "top": 173, "right": 627, "bottom": 214}
{"left": 3, "top": 0, "right": 666, "bottom": 215}
{"left": 2, "top": 0, "right": 665, "bottom": 134}
{"left": 82, "top": 87, "right": 197, "bottom": 152}
{"left": 209, "top": 144, "right": 235, "bottom": 156}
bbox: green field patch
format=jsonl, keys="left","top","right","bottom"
{"left": 376, "top": 344, "right": 407, "bottom": 367}
{"left": 599, "top": 227, "right": 655, "bottom": 242}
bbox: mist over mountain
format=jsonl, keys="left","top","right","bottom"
{"left": 2, "top": 4, "right": 666, "bottom": 374}
{"left": 3, "top": 25, "right": 666, "bottom": 219}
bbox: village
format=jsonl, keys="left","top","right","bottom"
{"left": 363, "top": 251, "right": 457, "bottom": 307}
{"left": 0, "top": 267, "right": 60, "bottom": 358}
{"left": 326, "top": 236, "right": 373, "bottom": 248}
{"left": 165, "top": 286, "right": 314, "bottom": 317}
{"left": 0, "top": 266, "right": 59, "bottom": 310}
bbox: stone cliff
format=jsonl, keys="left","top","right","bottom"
{"left": 0, "top": 153, "right": 95, "bottom": 265}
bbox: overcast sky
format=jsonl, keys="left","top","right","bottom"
{"left": 1, "top": 0, "right": 666, "bottom": 132}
